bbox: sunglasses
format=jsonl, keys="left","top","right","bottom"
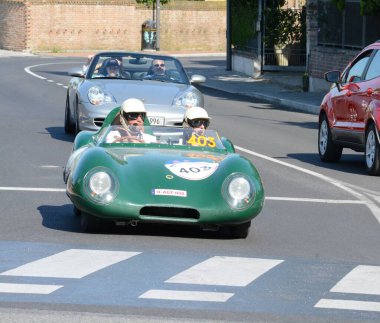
{"left": 123, "top": 112, "right": 146, "bottom": 121}
{"left": 154, "top": 63, "right": 165, "bottom": 67}
{"left": 188, "top": 119, "right": 210, "bottom": 128}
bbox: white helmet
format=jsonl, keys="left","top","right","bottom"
{"left": 184, "top": 106, "right": 210, "bottom": 121}
{"left": 121, "top": 98, "right": 146, "bottom": 114}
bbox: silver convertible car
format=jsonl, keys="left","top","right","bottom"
{"left": 64, "top": 52, "right": 206, "bottom": 134}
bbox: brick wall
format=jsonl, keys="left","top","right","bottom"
{"left": 309, "top": 47, "right": 359, "bottom": 79}
{"left": 0, "top": 0, "right": 26, "bottom": 51}
{"left": 0, "top": 0, "right": 226, "bottom": 52}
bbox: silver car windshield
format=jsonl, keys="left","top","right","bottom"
{"left": 99, "top": 125, "right": 225, "bottom": 150}
{"left": 88, "top": 54, "right": 187, "bottom": 84}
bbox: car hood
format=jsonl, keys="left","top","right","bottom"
{"left": 88, "top": 79, "right": 189, "bottom": 106}
{"left": 105, "top": 147, "right": 228, "bottom": 180}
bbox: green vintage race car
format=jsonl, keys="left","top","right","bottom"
{"left": 63, "top": 109, "right": 264, "bottom": 238}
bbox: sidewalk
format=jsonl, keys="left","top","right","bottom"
{"left": 0, "top": 49, "right": 324, "bottom": 114}
{"left": 181, "top": 56, "right": 324, "bottom": 115}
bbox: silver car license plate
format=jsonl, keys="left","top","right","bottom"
{"left": 148, "top": 116, "right": 165, "bottom": 125}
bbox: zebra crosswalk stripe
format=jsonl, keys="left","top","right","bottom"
{"left": 166, "top": 256, "right": 284, "bottom": 287}
{"left": 139, "top": 290, "right": 234, "bottom": 302}
{"left": 0, "top": 249, "right": 140, "bottom": 279}
{"left": 0, "top": 283, "right": 63, "bottom": 294}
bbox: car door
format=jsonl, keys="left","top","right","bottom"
{"left": 348, "top": 49, "right": 380, "bottom": 144}
{"left": 335, "top": 49, "right": 373, "bottom": 142}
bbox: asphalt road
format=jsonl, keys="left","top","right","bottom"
{"left": 0, "top": 55, "right": 379, "bottom": 322}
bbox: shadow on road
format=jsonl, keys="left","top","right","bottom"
{"left": 38, "top": 204, "right": 235, "bottom": 239}
{"left": 45, "top": 126, "right": 75, "bottom": 142}
{"left": 287, "top": 152, "right": 367, "bottom": 176}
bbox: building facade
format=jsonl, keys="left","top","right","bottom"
{"left": 0, "top": 0, "right": 226, "bottom": 53}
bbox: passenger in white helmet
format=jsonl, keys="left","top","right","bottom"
{"left": 183, "top": 106, "right": 211, "bottom": 144}
{"left": 106, "top": 98, "right": 155, "bottom": 143}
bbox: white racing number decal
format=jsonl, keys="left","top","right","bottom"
{"left": 165, "top": 161, "right": 219, "bottom": 180}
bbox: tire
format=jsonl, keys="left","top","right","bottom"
{"left": 365, "top": 124, "right": 380, "bottom": 176}
{"left": 80, "top": 213, "right": 102, "bottom": 233}
{"left": 64, "top": 96, "right": 75, "bottom": 134}
{"left": 74, "top": 98, "right": 81, "bottom": 135}
{"left": 227, "top": 221, "right": 251, "bottom": 239}
{"left": 318, "top": 114, "right": 342, "bottom": 162}
{"left": 73, "top": 205, "right": 81, "bottom": 217}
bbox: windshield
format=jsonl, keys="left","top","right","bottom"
{"left": 98, "top": 125, "right": 226, "bottom": 151}
{"left": 86, "top": 54, "right": 188, "bottom": 84}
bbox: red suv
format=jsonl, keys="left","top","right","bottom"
{"left": 318, "top": 41, "right": 380, "bottom": 175}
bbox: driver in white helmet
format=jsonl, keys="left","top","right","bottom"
{"left": 106, "top": 98, "right": 155, "bottom": 143}
{"left": 183, "top": 106, "right": 211, "bottom": 144}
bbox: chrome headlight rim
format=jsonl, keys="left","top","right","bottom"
{"left": 84, "top": 167, "right": 119, "bottom": 205}
{"left": 222, "top": 173, "right": 255, "bottom": 210}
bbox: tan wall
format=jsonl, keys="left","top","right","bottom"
{"left": 0, "top": 0, "right": 226, "bottom": 52}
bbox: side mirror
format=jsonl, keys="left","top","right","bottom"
{"left": 324, "top": 70, "right": 341, "bottom": 91}
{"left": 190, "top": 74, "right": 206, "bottom": 84}
{"left": 68, "top": 68, "right": 84, "bottom": 78}
{"left": 324, "top": 70, "right": 340, "bottom": 83}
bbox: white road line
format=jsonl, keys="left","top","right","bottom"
{"left": 0, "top": 187, "right": 65, "bottom": 192}
{"left": 235, "top": 145, "right": 380, "bottom": 224}
{"left": 24, "top": 62, "right": 81, "bottom": 81}
{"left": 0, "top": 186, "right": 366, "bottom": 204}
{"left": 139, "top": 290, "right": 234, "bottom": 302}
{"left": 0, "top": 283, "right": 63, "bottom": 294}
{"left": 330, "top": 265, "right": 380, "bottom": 295}
{"left": 0, "top": 249, "right": 140, "bottom": 279}
{"left": 266, "top": 197, "right": 366, "bottom": 204}
{"left": 166, "top": 256, "right": 283, "bottom": 287}
{"left": 315, "top": 299, "right": 380, "bottom": 312}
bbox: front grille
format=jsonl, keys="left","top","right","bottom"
{"left": 94, "top": 118, "right": 105, "bottom": 127}
{"left": 140, "top": 206, "right": 200, "bottom": 219}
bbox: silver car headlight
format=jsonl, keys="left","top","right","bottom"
{"left": 222, "top": 173, "right": 255, "bottom": 210}
{"left": 172, "top": 90, "right": 201, "bottom": 108}
{"left": 84, "top": 168, "right": 119, "bottom": 204}
{"left": 88, "top": 86, "right": 115, "bottom": 105}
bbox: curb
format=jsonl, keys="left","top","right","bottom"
{"left": 199, "top": 83, "right": 320, "bottom": 115}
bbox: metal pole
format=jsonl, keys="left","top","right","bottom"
{"left": 226, "top": 0, "right": 231, "bottom": 70}
{"left": 156, "top": 0, "right": 160, "bottom": 51}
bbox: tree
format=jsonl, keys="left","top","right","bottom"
{"left": 332, "top": 0, "right": 380, "bottom": 14}
{"left": 231, "top": 0, "right": 258, "bottom": 50}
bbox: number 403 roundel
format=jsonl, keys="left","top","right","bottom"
{"left": 165, "top": 161, "right": 219, "bottom": 180}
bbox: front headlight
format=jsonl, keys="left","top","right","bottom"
{"left": 222, "top": 173, "right": 255, "bottom": 210}
{"left": 84, "top": 168, "right": 119, "bottom": 204}
{"left": 88, "top": 86, "right": 115, "bottom": 105}
{"left": 173, "top": 90, "right": 201, "bottom": 108}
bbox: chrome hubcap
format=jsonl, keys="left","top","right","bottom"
{"left": 366, "top": 130, "right": 376, "bottom": 167}
{"left": 319, "top": 120, "right": 328, "bottom": 155}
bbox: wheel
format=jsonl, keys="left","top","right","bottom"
{"left": 74, "top": 98, "right": 81, "bottom": 135}
{"left": 80, "top": 213, "right": 103, "bottom": 233}
{"left": 365, "top": 124, "right": 380, "bottom": 175}
{"left": 318, "top": 114, "right": 342, "bottom": 162}
{"left": 64, "top": 96, "right": 75, "bottom": 134}
{"left": 227, "top": 221, "right": 251, "bottom": 239}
